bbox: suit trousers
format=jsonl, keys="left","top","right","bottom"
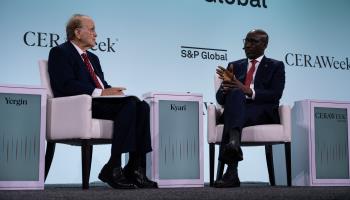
{"left": 91, "top": 96, "right": 152, "bottom": 156}
{"left": 218, "top": 88, "right": 277, "bottom": 163}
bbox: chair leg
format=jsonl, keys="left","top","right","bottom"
{"left": 285, "top": 142, "right": 291, "bottom": 186}
{"left": 216, "top": 161, "right": 224, "bottom": 181}
{"left": 265, "top": 144, "right": 275, "bottom": 186}
{"left": 81, "top": 141, "right": 93, "bottom": 189}
{"left": 45, "top": 141, "right": 56, "bottom": 181}
{"left": 209, "top": 143, "right": 215, "bottom": 187}
{"left": 216, "top": 144, "right": 225, "bottom": 181}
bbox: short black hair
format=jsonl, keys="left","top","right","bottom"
{"left": 252, "top": 29, "right": 269, "bottom": 46}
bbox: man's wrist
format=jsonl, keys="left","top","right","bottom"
{"left": 244, "top": 87, "right": 253, "bottom": 97}
{"left": 92, "top": 88, "right": 103, "bottom": 97}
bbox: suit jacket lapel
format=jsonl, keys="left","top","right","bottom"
{"left": 254, "top": 56, "right": 268, "bottom": 85}
{"left": 86, "top": 53, "right": 99, "bottom": 73}
{"left": 66, "top": 42, "right": 101, "bottom": 86}
{"left": 67, "top": 42, "right": 87, "bottom": 69}
{"left": 67, "top": 42, "right": 102, "bottom": 77}
{"left": 236, "top": 59, "right": 248, "bottom": 82}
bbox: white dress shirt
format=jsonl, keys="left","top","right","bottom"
{"left": 246, "top": 55, "right": 264, "bottom": 100}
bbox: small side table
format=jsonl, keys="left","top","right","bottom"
{"left": 143, "top": 92, "right": 204, "bottom": 188}
{"left": 292, "top": 99, "right": 350, "bottom": 186}
{"left": 0, "top": 85, "right": 46, "bottom": 190}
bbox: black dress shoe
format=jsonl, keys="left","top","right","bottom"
{"left": 98, "top": 167, "right": 137, "bottom": 189}
{"left": 214, "top": 167, "right": 240, "bottom": 188}
{"left": 124, "top": 166, "right": 158, "bottom": 188}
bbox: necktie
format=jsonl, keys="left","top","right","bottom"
{"left": 81, "top": 53, "right": 103, "bottom": 89}
{"left": 244, "top": 59, "right": 257, "bottom": 87}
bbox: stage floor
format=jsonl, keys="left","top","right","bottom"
{"left": 1, "top": 182, "right": 349, "bottom": 200}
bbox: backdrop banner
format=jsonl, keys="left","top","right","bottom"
{"left": 1, "top": 0, "right": 349, "bottom": 184}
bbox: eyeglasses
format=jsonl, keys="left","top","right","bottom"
{"left": 243, "top": 38, "right": 262, "bottom": 45}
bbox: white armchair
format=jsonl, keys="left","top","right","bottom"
{"left": 39, "top": 60, "right": 114, "bottom": 189}
{"left": 207, "top": 75, "right": 292, "bottom": 186}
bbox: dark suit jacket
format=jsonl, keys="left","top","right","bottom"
{"left": 48, "top": 41, "right": 111, "bottom": 97}
{"left": 216, "top": 56, "right": 285, "bottom": 124}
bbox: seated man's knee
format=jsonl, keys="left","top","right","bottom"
{"left": 224, "top": 89, "right": 245, "bottom": 108}
{"left": 139, "top": 101, "right": 150, "bottom": 112}
{"left": 124, "top": 97, "right": 138, "bottom": 110}
{"left": 226, "top": 88, "right": 244, "bottom": 99}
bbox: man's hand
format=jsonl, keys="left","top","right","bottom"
{"left": 222, "top": 78, "right": 252, "bottom": 96}
{"left": 216, "top": 65, "right": 234, "bottom": 82}
{"left": 216, "top": 64, "right": 252, "bottom": 96}
{"left": 101, "top": 87, "right": 126, "bottom": 96}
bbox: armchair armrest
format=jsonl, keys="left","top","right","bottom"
{"left": 46, "top": 94, "right": 93, "bottom": 140}
{"left": 207, "top": 103, "right": 218, "bottom": 144}
{"left": 279, "top": 105, "right": 292, "bottom": 142}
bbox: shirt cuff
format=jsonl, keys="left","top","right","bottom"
{"left": 245, "top": 86, "right": 255, "bottom": 100}
{"left": 92, "top": 88, "right": 103, "bottom": 97}
{"left": 251, "top": 86, "right": 256, "bottom": 100}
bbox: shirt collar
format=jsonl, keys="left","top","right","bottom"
{"left": 248, "top": 55, "right": 264, "bottom": 63}
{"left": 70, "top": 41, "right": 85, "bottom": 56}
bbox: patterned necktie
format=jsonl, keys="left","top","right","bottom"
{"left": 244, "top": 59, "right": 257, "bottom": 87}
{"left": 81, "top": 53, "right": 103, "bottom": 89}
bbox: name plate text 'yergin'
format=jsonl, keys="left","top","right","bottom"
{"left": 4, "top": 96, "right": 28, "bottom": 106}
{"left": 0, "top": 93, "right": 41, "bottom": 181}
